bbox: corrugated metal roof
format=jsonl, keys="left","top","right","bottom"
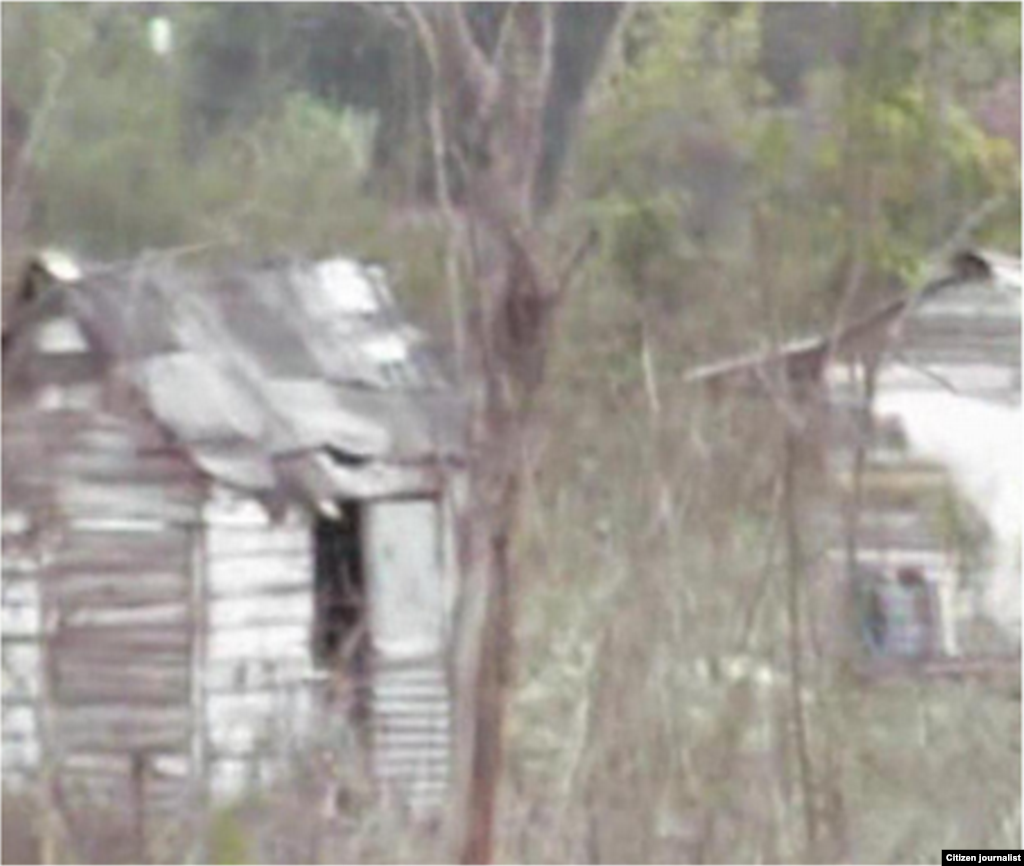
{"left": 6, "top": 255, "right": 465, "bottom": 511}
{"left": 685, "top": 250, "right": 1022, "bottom": 397}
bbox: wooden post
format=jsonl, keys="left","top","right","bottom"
{"left": 131, "top": 752, "right": 148, "bottom": 864}
{"left": 37, "top": 510, "right": 69, "bottom": 864}
{"left": 781, "top": 424, "right": 818, "bottom": 860}
{"left": 401, "top": 6, "right": 620, "bottom": 859}
{"left": 188, "top": 516, "right": 211, "bottom": 864}
{"left": 38, "top": 582, "right": 62, "bottom": 866}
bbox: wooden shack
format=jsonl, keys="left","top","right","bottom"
{"left": 2, "top": 252, "right": 465, "bottom": 859}
{"left": 686, "top": 250, "right": 1021, "bottom": 672}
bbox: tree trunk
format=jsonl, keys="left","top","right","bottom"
{"left": 403, "top": 6, "right": 614, "bottom": 860}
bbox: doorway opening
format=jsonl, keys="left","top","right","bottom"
{"left": 313, "top": 502, "right": 369, "bottom": 721}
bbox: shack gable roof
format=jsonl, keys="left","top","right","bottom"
{"left": 4, "top": 254, "right": 465, "bottom": 513}
{"left": 685, "top": 250, "right": 1021, "bottom": 401}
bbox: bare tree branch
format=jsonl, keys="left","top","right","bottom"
{"left": 403, "top": 6, "right": 620, "bottom": 860}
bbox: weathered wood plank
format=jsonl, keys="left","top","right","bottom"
{"left": 206, "top": 537, "right": 311, "bottom": 559}
{"left": 2, "top": 675, "right": 40, "bottom": 702}
{"left": 208, "top": 594, "right": 312, "bottom": 631}
{"left": 0, "top": 552, "right": 42, "bottom": 579}
{"left": 55, "top": 450, "right": 201, "bottom": 486}
{"left": 2, "top": 602, "right": 39, "bottom": 637}
{"left": 55, "top": 691, "right": 191, "bottom": 709}
{"left": 54, "top": 669, "right": 190, "bottom": 706}
{"left": 207, "top": 624, "right": 311, "bottom": 662}
{"left": 43, "top": 644, "right": 190, "bottom": 669}
{"left": 63, "top": 602, "right": 191, "bottom": 630}
{"left": 6, "top": 408, "right": 172, "bottom": 454}
{"left": 55, "top": 482, "right": 201, "bottom": 523}
{"left": 54, "top": 711, "right": 191, "bottom": 753}
{"left": 55, "top": 667, "right": 189, "bottom": 708}
{"left": 2, "top": 741, "right": 40, "bottom": 769}
{"left": 208, "top": 559, "right": 311, "bottom": 591}
{"left": 1, "top": 644, "right": 41, "bottom": 681}
{"left": 54, "top": 626, "right": 192, "bottom": 655}
{"left": 205, "top": 658, "right": 316, "bottom": 694}
{"left": 50, "top": 528, "right": 191, "bottom": 572}
{"left": 208, "top": 578, "right": 313, "bottom": 600}
{"left": 48, "top": 572, "right": 189, "bottom": 609}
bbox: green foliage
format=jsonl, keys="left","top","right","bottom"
{"left": 188, "top": 93, "right": 383, "bottom": 260}
{"left": 209, "top": 808, "right": 251, "bottom": 866}
{"left": 3, "top": 4, "right": 389, "bottom": 262}
{"left": 577, "top": 1, "right": 1021, "bottom": 363}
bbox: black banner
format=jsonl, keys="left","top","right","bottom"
{"left": 942, "top": 853, "right": 1023, "bottom": 864}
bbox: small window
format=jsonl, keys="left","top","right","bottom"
{"left": 856, "top": 566, "right": 938, "bottom": 659}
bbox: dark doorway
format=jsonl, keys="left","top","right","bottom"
{"left": 313, "top": 502, "right": 369, "bottom": 682}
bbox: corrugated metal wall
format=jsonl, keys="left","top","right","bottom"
{"left": 364, "top": 499, "right": 454, "bottom": 815}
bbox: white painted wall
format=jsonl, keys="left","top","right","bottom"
{"left": 875, "top": 390, "right": 1022, "bottom": 638}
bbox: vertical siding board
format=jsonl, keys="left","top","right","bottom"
{"left": 188, "top": 516, "right": 211, "bottom": 862}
